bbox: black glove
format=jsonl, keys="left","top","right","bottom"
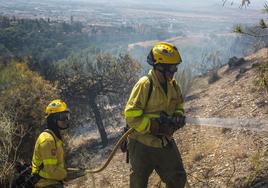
{"left": 156, "top": 112, "right": 174, "bottom": 125}
{"left": 152, "top": 112, "right": 176, "bottom": 137}
{"left": 173, "top": 114, "right": 186, "bottom": 129}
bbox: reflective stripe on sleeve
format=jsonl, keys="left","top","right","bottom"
{"left": 135, "top": 116, "right": 150, "bottom": 132}
{"left": 43, "top": 158, "right": 58, "bottom": 165}
{"left": 125, "top": 110, "right": 143, "bottom": 118}
{"left": 135, "top": 114, "right": 159, "bottom": 132}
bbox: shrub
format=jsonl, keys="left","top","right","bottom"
{"left": 0, "top": 60, "right": 59, "bottom": 186}
{"left": 208, "top": 69, "right": 220, "bottom": 84}
{"left": 228, "top": 56, "right": 245, "bottom": 69}
{"left": 0, "top": 61, "right": 59, "bottom": 128}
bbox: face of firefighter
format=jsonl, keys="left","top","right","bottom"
{"left": 156, "top": 64, "right": 178, "bottom": 82}
{"left": 56, "top": 112, "right": 70, "bottom": 130}
{"left": 57, "top": 120, "right": 68, "bottom": 129}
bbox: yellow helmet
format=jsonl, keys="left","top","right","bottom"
{"left": 45, "top": 99, "right": 70, "bottom": 118}
{"left": 147, "top": 42, "right": 182, "bottom": 66}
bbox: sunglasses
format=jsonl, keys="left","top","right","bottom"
{"left": 160, "top": 64, "right": 178, "bottom": 73}
{"left": 57, "top": 112, "right": 70, "bottom": 121}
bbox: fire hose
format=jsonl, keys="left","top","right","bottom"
{"left": 65, "top": 128, "right": 135, "bottom": 184}
{"left": 85, "top": 127, "right": 134, "bottom": 173}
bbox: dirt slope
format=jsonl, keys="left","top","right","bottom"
{"left": 66, "top": 48, "right": 268, "bottom": 188}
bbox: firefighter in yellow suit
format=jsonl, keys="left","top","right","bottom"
{"left": 124, "top": 42, "right": 187, "bottom": 188}
{"left": 32, "top": 99, "right": 70, "bottom": 188}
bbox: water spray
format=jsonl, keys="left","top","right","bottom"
{"left": 186, "top": 117, "right": 268, "bottom": 132}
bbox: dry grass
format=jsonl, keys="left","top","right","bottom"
{"left": 246, "top": 149, "right": 268, "bottom": 185}
{"left": 256, "top": 61, "right": 268, "bottom": 94}
{"left": 175, "top": 66, "right": 195, "bottom": 98}
{"left": 0, "top": 111, "right": 28, "bottom": 187}
{"left": 228, "top": 144, "right": 248, "bottom": 161}
{"left": 0, "top": 112, "right": 15, "bottom": 185}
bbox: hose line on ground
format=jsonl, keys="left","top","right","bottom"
{"left": 85, "top": 127, "right": 134, "bottom": 173}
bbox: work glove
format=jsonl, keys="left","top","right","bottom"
{"left": 149, "top": 119, "right": 160, "bottom": 135}
{"left": 173, "top": 114, "right": 186, "bottom": 129}
{"left": 150, "top": 112, "right": 186, "bottom": 137}
{"left": 156, "top": 112, "right": 173, "bottom": 125}
{"left": 65, "top": 167, "right": 86, "bottom": 181}
{"left": 150, "top": 118, "right": 174, "bottom": 137}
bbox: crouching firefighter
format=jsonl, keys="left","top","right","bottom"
{"left": 31, "top": 99, "right": 70, "bottom": 188}
{"left": 124, "top": 42, "right": 187, "bottom": 188}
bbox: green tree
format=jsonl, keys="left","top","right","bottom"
{"left": 55, "top": 52, "right": 141, "bottom": 146}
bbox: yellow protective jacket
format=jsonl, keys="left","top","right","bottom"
{"left": 32, "top": 129, "right": 67, "bottom": 187}
{"left": 124, "top": 69, "right": 184, "bottom": 148}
